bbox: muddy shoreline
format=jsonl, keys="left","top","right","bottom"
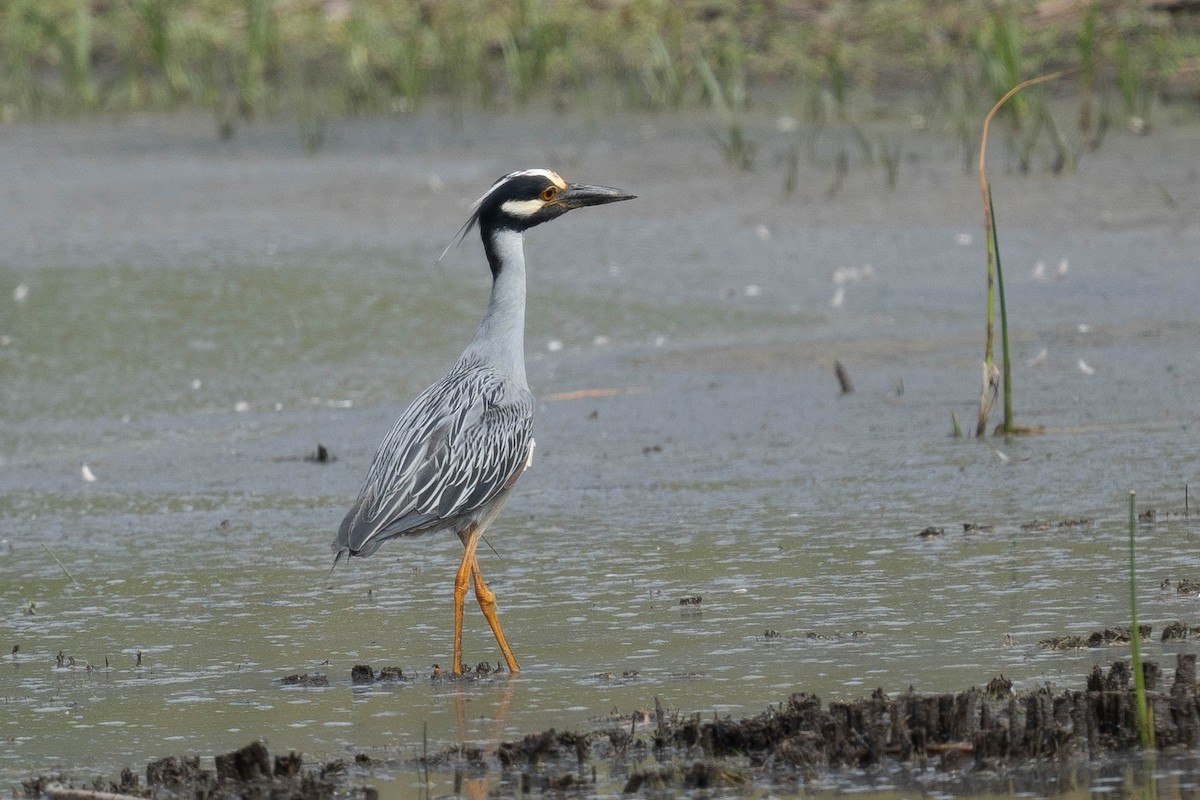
{"left": 20, "top": 655, "right": 1199, "bottom": 799}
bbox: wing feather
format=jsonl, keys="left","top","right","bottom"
{"left": 334, "top": 357, "right": 534, "bottom": 558}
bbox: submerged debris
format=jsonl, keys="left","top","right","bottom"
{"left": 305, "top": 444, "right": 336, "bottom": 464}
{"left": 1039, "top": 635, "right": 1089, "bottom": 651}
{"left": 272, "top": 443, "right": 337, "bottom": 464}
{"left": 1087, "top": 625, "right": 1152, "bottom": 646}
{"left": 351, "top": 664, "right": 409, "bottom": 684}
{"left": 1162, "top": 621, "right": 1196, "bottom": 641}
{"left": 1020, "top": 517, "right": 1093, "bottom": 532}
{"left": 984, "top": 674, "right": 1014, "bottom": 699}
{"left": 496, "top": 730, "right": 592, "bottom": 770}
{"left": 1039, "top": 626, "right": 1152, "bottom": 650}
{"left": 279, "top": 673, "right": 329, "bottom": 687}
{"left": 805, "top": 630, "right": 866, "bottom": 641}
{"left": 624, "top": 760, "right": 746, "bottom": 793}
{"left": 28, "top": 743, "right": 342, "bottom": 800}
{"left": 589, "top": 670, "right": 640, "bottom": 684}
{"left": 423, "top": 661, "right": 507, "bottom": 681}
{"left": 833, "top": 360, "right": 855, "bottom": 394}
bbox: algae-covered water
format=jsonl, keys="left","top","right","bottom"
{"left": 1, "top": 110, "right": 1199, "bottom": 796}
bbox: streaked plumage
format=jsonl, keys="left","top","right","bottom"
{"left": 336, "top": 356, "right": 534, "bottom": 557}
{"left": 332, "top": 168, "right": 635, "bottom": 674}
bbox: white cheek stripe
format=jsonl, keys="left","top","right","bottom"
{"left": 500, "top": 198, "right": 546, "bottom": 218}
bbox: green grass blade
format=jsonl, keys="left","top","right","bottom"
{"left": 1128, "top": 490, "right": 1155, "bottom": 749}
{"left": 989, "top": 182, "right": 1012, "bottom": 435}
{"left": 42, "top": 543, "right": 78, "bottom": 585}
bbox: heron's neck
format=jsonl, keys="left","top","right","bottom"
{"left": 466, "top": 227, "right": 527, "bottom": 383}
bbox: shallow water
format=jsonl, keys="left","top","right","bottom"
{"left": 1, "top": 110, "right": 1199, "bottom": 796}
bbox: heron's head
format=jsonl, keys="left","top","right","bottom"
{"left": 457, "top": 169, "right": 635, "bottom": 242}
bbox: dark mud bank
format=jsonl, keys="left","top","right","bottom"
{"left": 485, "top": 655, "right": 1200, "bottom": 793}
{"left": 24, "top": 655, "right": 1200, "bottom": 798}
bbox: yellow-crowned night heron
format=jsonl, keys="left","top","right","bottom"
{"left": 333, "top": 169, "right": 635, "bottom": 674}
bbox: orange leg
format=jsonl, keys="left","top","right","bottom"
{"left": 470, "top": 554, "right": 520, "bottom": 673}
{"left": 451, "top": 527, "right": 481, "bottom": 675}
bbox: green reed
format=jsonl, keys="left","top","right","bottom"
{"left": 1076, "top": 0, "right": 1100, "bottom": 134}
{"left": 695, "top": 50, "right": 755, "bottom": 171}
{"left": 974, "top": 5, "right": 1027, "bottom": 131}
{"left": 1127, "top": 490, "right": 1154, "bottom": 749}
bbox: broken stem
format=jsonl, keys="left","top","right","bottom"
{"left": 42, "top": 544, "right": 78, "bottom": 586}
{"left": 975, "top": 70, "right": 1067, "bottom": 437}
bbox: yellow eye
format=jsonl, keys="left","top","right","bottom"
{"left": 540, "top": 186, "right": 558, "bottom": 202}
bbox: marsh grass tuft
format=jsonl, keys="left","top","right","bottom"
{"left": 638, "top": 34, "right": 683, "bottom": 110}
{"left": 825, "top": 144, "right": 849, "bottom": 199}
{"left": 1115, "top": 38, "right": 1153, "bottom": 134}
{"left": 695, "top": 52, "right": 755, "bottom": 170}
{"left": 1075, "top": 0, "right": 1101, "bottom": 135}
{"left": 239, "top": 0, "right": 275, "bottom": 117}
{"left": 877, "top": 133, "right": 901, "bottom": 190}
{"left": 3, "top": 3, "right": 1188, "bottom": 124}
{"left": 974, "top": 6, "right": 1027, "bottom": 132}
{"left": 782, "top": 140, "right": 800, "bottom": 196}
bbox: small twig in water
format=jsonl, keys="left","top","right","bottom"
{"left": 421, "top": 720, "right": 431, "bottom": 799}
{"left": 42, "top": 544, "right": 78, "bottom": 585}
{"left": 834, "top": 360, "right": 854, "bottom": 394}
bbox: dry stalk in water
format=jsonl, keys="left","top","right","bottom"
{"left": 975, "top": 70, "right": 1068, "bottom": 437}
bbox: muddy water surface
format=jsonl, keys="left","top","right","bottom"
{"left": 1, "top": 110, "right": 1199, "bottom": 796}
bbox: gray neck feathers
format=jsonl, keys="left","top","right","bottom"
{"left": 465, "top": 227, "right": 528, "bottom": 384}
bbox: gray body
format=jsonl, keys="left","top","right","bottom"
{"left": 334, "top": 228, "right": 534, "bottom": 558}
